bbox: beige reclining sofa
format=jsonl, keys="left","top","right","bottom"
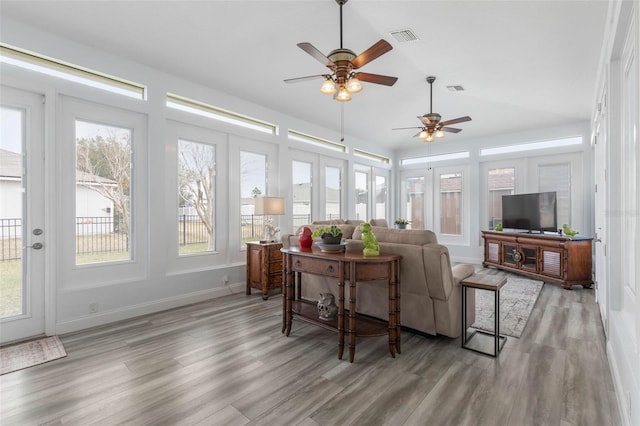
{"left": 281, "top": 222, "right": 475, "bottom": 338}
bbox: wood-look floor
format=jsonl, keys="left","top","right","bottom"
{"left": 0, "top": 271, "right": 621, "bottom": 426}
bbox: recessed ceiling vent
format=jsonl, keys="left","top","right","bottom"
{"left": 447, "top": 85, "right": 465, "bottom": 92}
{"left": 389, "top": 29, "right": 419, "bottom": 43}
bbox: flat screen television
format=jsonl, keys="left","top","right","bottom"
{"left": 501, "top": 192, "right": 557, "bottom": 233}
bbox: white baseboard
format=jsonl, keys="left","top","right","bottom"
{"left": 607, "top": 340, "right": 631, "bottom": 426}
{"left": 55, "top": 281, "right": 247, "bottom": 335}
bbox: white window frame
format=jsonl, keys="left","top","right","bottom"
{"left": 58, "top": 96, "right": 148, "bottom": 288}
{"left": 164, "top": 120, "right": 228, "bottom": 273}
{"left": 480, "top": 159, "right": 526, "bottom": 233}
{"left": 399, "top": 169, "right": 433, "bottom": 231}
{"left": 434, "top": 165, "right": 470, "bottom": 245}
{"left": 233, "top": 137, "right": 278, "bottom": 257}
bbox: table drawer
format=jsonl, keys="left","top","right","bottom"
{"left": 270, "top": 272, "right": 283, "bottom": 285}
{"left": 291, "top": 256, "right": 340, "bottom": 278}
{"left": 269, "top": 260, "right": 283, "bottom": 274}
{"left": 269, "top": 246, "right": 283, "bottom": 260}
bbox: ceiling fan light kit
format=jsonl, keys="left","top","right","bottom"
{"left": 285, "top": 0, "right": 397, "bottom": 103}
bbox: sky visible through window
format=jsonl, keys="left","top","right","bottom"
{"left": 1, "top": 107, "right": 22, "bottom": 153}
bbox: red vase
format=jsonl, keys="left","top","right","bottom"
{"left": 299, "top": 226, "right": 313, "bottom": 248}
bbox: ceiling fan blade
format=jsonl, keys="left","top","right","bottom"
{"left": 439, "top": 116, "right": 472, "bottom": 127}
{"left": 352, "top": 39, "right": 393, "bottom": 69}
{"left": 284, "top": 75, "right": 326, "bottom": 84}
{"left": 392, "top": 126, "right": 423, "bottom": 130}
{"left": 412, "top": 132, "right": 423, "bottom": 138}
{"left": 297, "top": 42, "right": 335, "bottom": 68}
{"left": 356, "top": 72, "right": 398, "bottom": 86}
{"left": 441, "top": 126, "right": 462, "bottom": 133}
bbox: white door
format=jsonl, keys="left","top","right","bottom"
{"left": 594, "top": 92, "right": 608, "bottom": 335}
{"left": 0, "top": 86, "right": 46, "bottom": 344}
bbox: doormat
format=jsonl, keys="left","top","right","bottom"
{"left": 471, "top": 276, "right": 544, "bottom": 338}
{"left": 0, "top": 336, "right": 67, "bottom": 375}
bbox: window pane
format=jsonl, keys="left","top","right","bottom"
{"left": 292, "top": 160, "right": 311, "bottom": 229}
{"left": 488, "top": 167, "right": 515, "bottom": 229}
{"left": 178, "top": 139, "right": 216, "bottom": 255}
{"left": 240, "top": 151, "right": 267, "bottom": 244}
{"left": 375, "top": 175, "right": 387, "bottom": 219}
{"left": 325, "top": 166, "right": 341, "bottom": 221}
{"left": 354, "top": 171, "right": 368, "bottom": 221}
{"left": 1, "top": 107, "right": 24, "bottom": 318}
{"left": 75, "top": 120, "right": 131, "bottom": 264}
{"left": 440, "top": 172, "right": 462, "bottom": 235}
{"left": 539, "top": 163, "right": 570, "bottom": 228}
{"left": 406, "top": 177, "right": 425, "bottom": 229}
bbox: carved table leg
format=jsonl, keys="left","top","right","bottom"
{"left": 337, "top": 261, "right": 345, "bottom": 360}
{"left": 388, "top": 264, "right": 396, "bottom": 358}
{"left": 348, "top": 262, "right": 357, "bottom": 363}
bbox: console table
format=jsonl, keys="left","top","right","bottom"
{"left": 482, "top": 231, "right": 593, "bottom": 290}
{"left": 281, "top": 246, "right": 401, "bottom": 363}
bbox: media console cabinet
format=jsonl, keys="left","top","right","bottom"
{"left": 481, "top": 230, "right": 593, "bottom": 290}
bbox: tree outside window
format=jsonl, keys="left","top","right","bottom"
{"left": 178, "top": 139, "right": 215, "bottom": 254}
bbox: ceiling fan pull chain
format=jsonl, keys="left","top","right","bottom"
{"left": 340, "top": 103, "right": 345, "bottom": 142}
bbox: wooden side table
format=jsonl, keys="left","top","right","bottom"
{"left": 461, "top": 274, "right": 508, "bottom": 357}
{"left": 246, "top": 241, "right": 283, "bottom": 300}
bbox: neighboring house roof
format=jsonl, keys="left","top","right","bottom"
{"left": 0, "top": 148, "right": 21, "bottom": 179}
{"left": 0, "top": 148, "right": 116, "bottom": 184}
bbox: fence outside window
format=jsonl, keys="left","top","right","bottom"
{"left": 2, "top": 214, "right": 319, "bottom": 261}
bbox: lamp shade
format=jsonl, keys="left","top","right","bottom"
{"left": 254, "top": 197, "right": 285, "bottom": 215}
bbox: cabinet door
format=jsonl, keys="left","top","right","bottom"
{"left": 248, "top": 245, "right": 264, "bottom": 287}
{"left": 520, "top": 245, "right": 539, "bottom": 272}
{"left": 540, "top": 248, "right": 564, "bottom": 278}
{"left": 502, "top": 243, "right": 520, "bottom": 266}
{"left": 486, "top": 241, "right": 500, "bottom": 264}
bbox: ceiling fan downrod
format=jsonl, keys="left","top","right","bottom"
{"left": 427, "top": 76, "right": 436, "bottom": 113}
{"left": 337, "top": 0, "right": 348, "bottom": 49}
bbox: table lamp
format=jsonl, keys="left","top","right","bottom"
{"left": 254, "top": 196, "right": 285, "bottom": 243}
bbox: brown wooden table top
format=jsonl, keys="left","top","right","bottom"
{"left": 281, "top": 245, "right": 401, "bottom": 262}
{"left": 461, "top": 274, "right": 508, "bottom": 291}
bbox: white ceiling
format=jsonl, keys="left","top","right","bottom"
{"left": 0, "top": 0, "right": 609, "bottom": 151}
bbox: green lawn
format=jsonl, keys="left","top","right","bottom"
{"left": 0, "top": 260, "right": 22, "bottom": 318}
{"left": 1, "top": 240, "right": 229, "bottom": 317}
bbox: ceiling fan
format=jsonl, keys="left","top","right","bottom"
{"left": 284, "top": 0, "right": 397, "bottom": 102}
{"left": 393, "top": 76, "right": 471, "bottom": 142}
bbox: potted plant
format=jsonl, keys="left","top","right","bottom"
{"left": 312, "top": 225, "right": 343, "bottom": 244}
{"left": 394, "top": 219, "right": 410, "bottom": 229}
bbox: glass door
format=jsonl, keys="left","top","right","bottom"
{"left": 0, "top": 86, "right": 46, "bottom": 344}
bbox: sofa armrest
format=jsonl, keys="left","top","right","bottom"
{"left": 452, "top": 264, "right": 476, "bottom": 286}
{"left": 280, "top": 234, "right": 299, "bottom": 249}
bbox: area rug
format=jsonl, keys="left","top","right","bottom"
{"left": 471, "top": 276, "right": 544, "bottom": 338}
{"left": 0, "top": 336, "right": 66, "bottom": 375}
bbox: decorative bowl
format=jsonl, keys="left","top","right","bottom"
{"left": 317, "top": 242, "right": 347, "bottom": 253}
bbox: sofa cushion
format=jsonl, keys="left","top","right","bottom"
{"left": 312, "top": 219, "right": 346, "bottom": 225}
{"left": 352, "top": 226, "right": 438, "bottom": 245}
{"left": 369, "top": 218, "right": 389, "bottom": 228}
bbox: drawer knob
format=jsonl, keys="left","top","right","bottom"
{"left": 327, "top": 265, "right": 334, "bottom": 273}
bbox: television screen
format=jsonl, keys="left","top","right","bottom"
{"left": 502, "top": 192, "right": 557, "bottom": 232}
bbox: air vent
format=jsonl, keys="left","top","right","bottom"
{"left": 389, "top": 29, "right": 419, "bottom": 43}
{"left": 447, "top": 85, "right": 465, "bottom": 92}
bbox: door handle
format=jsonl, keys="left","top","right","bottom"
{"left": 25, "top": 242, "right": 43, "bottom": 250}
